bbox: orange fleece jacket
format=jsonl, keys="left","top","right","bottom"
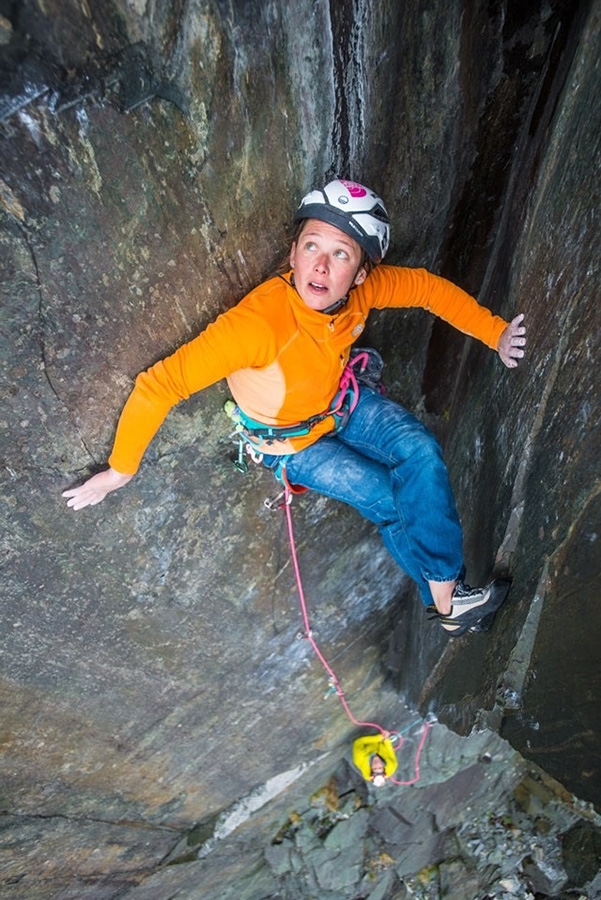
{"left": 109, "top": 265, "right": 507, "bottom": 474}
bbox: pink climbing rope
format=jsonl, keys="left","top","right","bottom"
{"left": 333, "top": 350, "right": 368, "bottom": 417}
{"left": 389, "top": 720, "right": 430, "bottom": 786}
{"left": 282, "top": 484, "right": 430, "bottom": 785}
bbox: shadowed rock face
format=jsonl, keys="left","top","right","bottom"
{"left": 0, "top": 0, "right": 599, "bottom": 897}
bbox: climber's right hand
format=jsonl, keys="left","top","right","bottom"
{"left": 62, "top": 467, "right": 133, "bottom": 510}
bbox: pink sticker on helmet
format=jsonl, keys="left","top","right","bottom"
{"left": 340, "top": 180, "right": 367, "bottom": 198}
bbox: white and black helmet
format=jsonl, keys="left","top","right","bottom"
{"left": 295, "top": 179, "right": 390, "bottom": 263}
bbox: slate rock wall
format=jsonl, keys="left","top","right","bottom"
{"left": 0, "top": 0, "right": 598, "bottom": 896}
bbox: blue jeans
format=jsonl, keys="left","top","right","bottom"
{"left": 264, "top": 387, "right": 464, "bottom": 607}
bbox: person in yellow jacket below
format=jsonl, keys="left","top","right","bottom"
{"left": 63, "top": 179, "right": 527, "bottom": 636}
{"left": 352, "top": 731, "right": 398, "bottom": 786}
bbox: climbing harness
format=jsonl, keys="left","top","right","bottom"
{"left": 224, "top": 347, "right": 385, "bottom": 480}
{"left": 277, "top": 481, "right": 431, "bottom": 788}
{"left": 224, "top": 350, "right": 370, "bottom": 475}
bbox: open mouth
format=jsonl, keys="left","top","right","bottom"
{"left": 309, "top": 281, "right": 328, "bottom": 293}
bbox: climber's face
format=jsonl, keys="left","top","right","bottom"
{"left": 290, "top": 219, "right": 367, "bottom": 311}
{"left": 370, "top": 755, "right": 385, "bottom": 776}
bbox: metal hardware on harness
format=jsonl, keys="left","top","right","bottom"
{"left": 263, "top": 490, "right": 289, "bottom": 511}
{"left": 233, "top": 436, "right": 249, "bottom": 473}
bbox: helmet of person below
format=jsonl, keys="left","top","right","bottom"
{"left": 294, "top": 179, "right": 390, "bottom": 263}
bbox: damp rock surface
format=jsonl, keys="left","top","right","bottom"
{"left": 0, "top": 0, "right": 599, "bottom": 898}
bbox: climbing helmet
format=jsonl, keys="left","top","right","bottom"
{"left": 294, "top": 178, "right": 390, "bottom": 263}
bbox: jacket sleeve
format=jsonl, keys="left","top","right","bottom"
{"left": 352, "top": 735, "right": 398, "bottom": 780}
{"left": 352, "top": 735, "right": 380, "bottom": 779}
{"left": 109, "top": 302, "right": 276, "bottom": 475}
{"left": 365, "top": 265, "right": 508, "bottom": 351}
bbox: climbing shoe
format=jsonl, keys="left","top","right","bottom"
{"left": 429, "top": 578, "right": 511, "bottom": 637}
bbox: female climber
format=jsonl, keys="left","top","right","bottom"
{"left": 62, "top": 179, "right": 527, "bottom": 636}
{"left": 352, "top": 731, "right": 398, "bottom": 786}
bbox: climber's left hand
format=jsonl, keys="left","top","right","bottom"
{"left": 498, "top": 313, "right": 527, "bottom": 368}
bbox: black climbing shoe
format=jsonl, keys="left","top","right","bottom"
{"left": 468, "top": 610, "right": 498, "bottom": 633}
{"left": 428, "top": 579, "right": 511, "bottom": 637}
